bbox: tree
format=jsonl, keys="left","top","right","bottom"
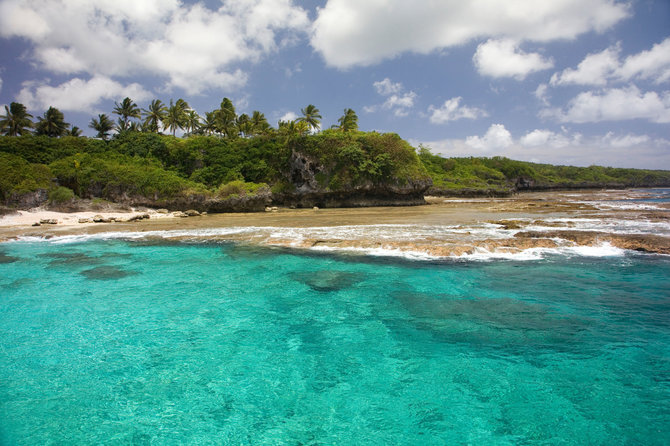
{"left": 142, "top": 99, "right": 167, "bottom": 133}
{"left": 165, "top": 99, "right": 189, "bottom": 136}
{"left": 337, "top": 108, "right": 358, "bottom": 132}
{"left": 250, "top": 110, "right": 271, "bottom": 136}
{"left": 297, "top": 104, "right": 322, "bottom": 132}
{"left": 185, "top": 109, "right": 201, "bottom": 135}
{"left": 0, "top": 102, "right": 33, "bottom": 136}
{"left": 278, "top": 119, "right": 309, "bottom": 141}
{"left": 35, "top": 106, "right": 69, "bottom": 137}
{"left": 89, "top": 114, "right": 115, "bottom": 140}
{"left": 113, "top": 97, "right": 141, "bottom": 130}
{"left": 215, "top": 97, "right": 237, "bottom": 138}
{"left": 67, "top": 126, "right": 83, "bottom": 137}
{"left": 237, "top": 113, "right": 252, "bottom": 137}
{"left": 202, "top": 111, "right": 218, "bottom": 135}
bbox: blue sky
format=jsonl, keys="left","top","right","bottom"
{"left": 1, "top": 0, "right": 669, "bottom": 168}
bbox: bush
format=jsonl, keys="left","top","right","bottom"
{"left": 49, "top": 186, "right": 75, "bottom": 204}
{"left": 0, "top": 152, "right": 53, "bottom": 202}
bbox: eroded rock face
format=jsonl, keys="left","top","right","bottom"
{"left": 278, "top": 150, "right": 431, "bottom": 208}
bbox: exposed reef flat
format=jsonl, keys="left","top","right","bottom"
{"left": 1, "top": 189, "right": 668, "bottom": 258}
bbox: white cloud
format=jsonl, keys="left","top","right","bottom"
{"left": 311, "top": 0, "right": 629, "bottom": 69}
{"left": 367, "top": 78, "right": 417, "bottom": 117}
{"left": 465, "top": 124, "right": 513, "bottom": 152}
{"left": 16, "top": 76, "right": 152, "bottom": 113}
{"left": 535, "top": 83, "right": 550, "bottom": 106}
{"left": 519, "top": 129, "right": 576, "bottom": 148}
{"left": 373, "top": 78, "right": 403, "bottom": 96}
{"left": 0, "top": 76, "right": 3, "bottom": 94}
{"left": 550, "top": 44, "right": 620, "bottom": 86}
{"left": 617, "top": 37, "right": 670, "bottom": 84}
{"left": 279, "top": 111, "right": 298, "bottom": 122}
{"left": 417, "top": 129, "right": 670, "bottom": 169}
{"left": 0, "top": 0, "right": 309, "bottom": 96}
{"left": 473, "top": 39, "right": 553, "bottom": 80}
{"left": 544, "top": 86, "right": 670, "bottom": 123}
{"left": 429, "top": 97, "right": 487, "bottom": 124}
{"left": 551, "top": 38, "right": 670, "bottom": 87}
{"left": 601, "top": 132, "right": 650, "bottom": 148}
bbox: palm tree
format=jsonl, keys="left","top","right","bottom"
{"left": 202, "top": 111, "right": 218, "bottom": 135}
{"left": 67, "top": 125, "right": 83, "bottom": 137}
{"left": 35, "top": 106, "right": 69, "bottom": 137}
{"left": 250, "top": 110, "right": 271, "bottom": 136}
{"left": 185, "top": 109, "right": 201, "bottom": 135}
{"left": 113, "top": 97, "right": 141, "bottom": 130}
{"left": 237, "top": 113, "right": 253, "bottom": 137}
{"left": 142, "top": 99, "right": 167, "bottom": 133}
{"left": 215, "top": 97, "right": 237, "bottom": 138}
{"left": 165, "top": 99, "right": 189, "bottom": 136}
{"left": 89, "top": 114, "right": 115, "bottom": 140}
{"left": 297, "top": 104, "right": 322, "bottom": 132}
{"left": 0, "top": 102, "right": 33, "bottom": 136}
{"left": 337, "top": 108, "right": 358, "bottom": 132}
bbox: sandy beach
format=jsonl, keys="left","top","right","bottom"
{"left": 1, "top": 189, "right": 669, "bottom": 258}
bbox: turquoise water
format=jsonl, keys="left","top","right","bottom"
{"left": 0, "top": 239, "right": 669, "bottom": 444}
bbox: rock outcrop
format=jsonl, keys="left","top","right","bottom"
{"left": 273, "top": 150, "right": 431, "bottom": 208}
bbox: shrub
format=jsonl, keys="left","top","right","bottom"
{"left": 49, "top": 186, "right": 75, "bottom": 204}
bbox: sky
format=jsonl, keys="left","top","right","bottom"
{"left": 0, "top": 0, "right": 669, "bottom": 169}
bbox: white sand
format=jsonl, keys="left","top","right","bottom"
{"left": 0, "top": 209, "right": 176, "bottom": 228}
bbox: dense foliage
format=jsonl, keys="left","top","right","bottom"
{"left": 0, "top": 129, "right": 429, "bottom": 206}
{"left": 419, "top": 147, "right": 670, "bottom": 193}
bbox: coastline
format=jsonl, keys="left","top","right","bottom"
{"left": 1, "top": 189, "right": 669, "bottom": 259}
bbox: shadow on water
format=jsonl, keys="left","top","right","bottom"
{"left": 0, "top": 251, "right": 20, "bottom": 264}
{"left": 289, "top": 270, "right": 366, "bottom": 292}
{"left": 392, "top": 291, "right": 593, "bottom": 354}
{"left": 80, "top": 265, "right": 138, "bottom": 280}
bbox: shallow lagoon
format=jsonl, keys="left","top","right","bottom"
{"left": 1, "top": 239, "right": 668, "bottom": 444}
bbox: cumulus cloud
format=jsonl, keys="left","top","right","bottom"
{"left": 465, "top": 124, "right": 513, "bottom": 152}
{"left": 279, "top": 111, "right": 298, "bottom": 122}
{"left": 16, "top": 76, "right": 152, "bottom": 113}
{"left": 550, "top": 45, "right": 620, "bottom": 86}
{"left": 429, "top": 97, "right": 487, "bottom": 124}
{"left": 373, "top": 78, "right": 403, "bottom": 96}
{"left": 0, "top": 0, "right": 309, "bottom": 97}
{"left": 417, "top": 128, "right": 669, "bottom": 169}
{"left": 551, "top": 38, "right": 670, "bottom": 86}
{"left": 366, "top": 78, "right": 416, "bottom": 117}
{"left": 543, "top": 86, "right": 670, "bottom": 123}
{"left": 473, "top": 39, "right": 553, "bottom": 80}
{"left": 311, "top": 0, "right": 629, "bottom": 69}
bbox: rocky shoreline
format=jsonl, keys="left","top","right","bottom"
{"left": 1, "top": 189, "right": 668, "bottom": 257}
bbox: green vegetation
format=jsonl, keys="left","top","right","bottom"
{"left": 418, "top": 147, "right": 670, "bottom": 194}
{"left": 1, "top": 96, "right": 668, "bottom": 210}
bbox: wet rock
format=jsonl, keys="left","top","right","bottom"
{"left": 127, "top": 213, "right": 150, "bottom": 222}
{"left": 156, "top": 208, "right": 169, "bottom": 214}
{"left": 184, "top": 209, "right": 200, "bottom": 217}
{"left": 173, "top": 211, "right": 188, "bottom": 218}
{"left": 515, "top": 230, "right": 670, "bottom": 254}
{"left": 78, "top": 218, "right": 93, "bottom": 223}
{"left": 491, "top": 220, "right": 523, "bottom": 230}
{"left": 32, "top": 222, "right": 41, "bottom": 226}
{"left": 39, "top": 219, "right": 59, "bottom": 225}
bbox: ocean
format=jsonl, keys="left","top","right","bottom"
{"left": 1, "top": 191, "right": 669, "bottom": 444}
